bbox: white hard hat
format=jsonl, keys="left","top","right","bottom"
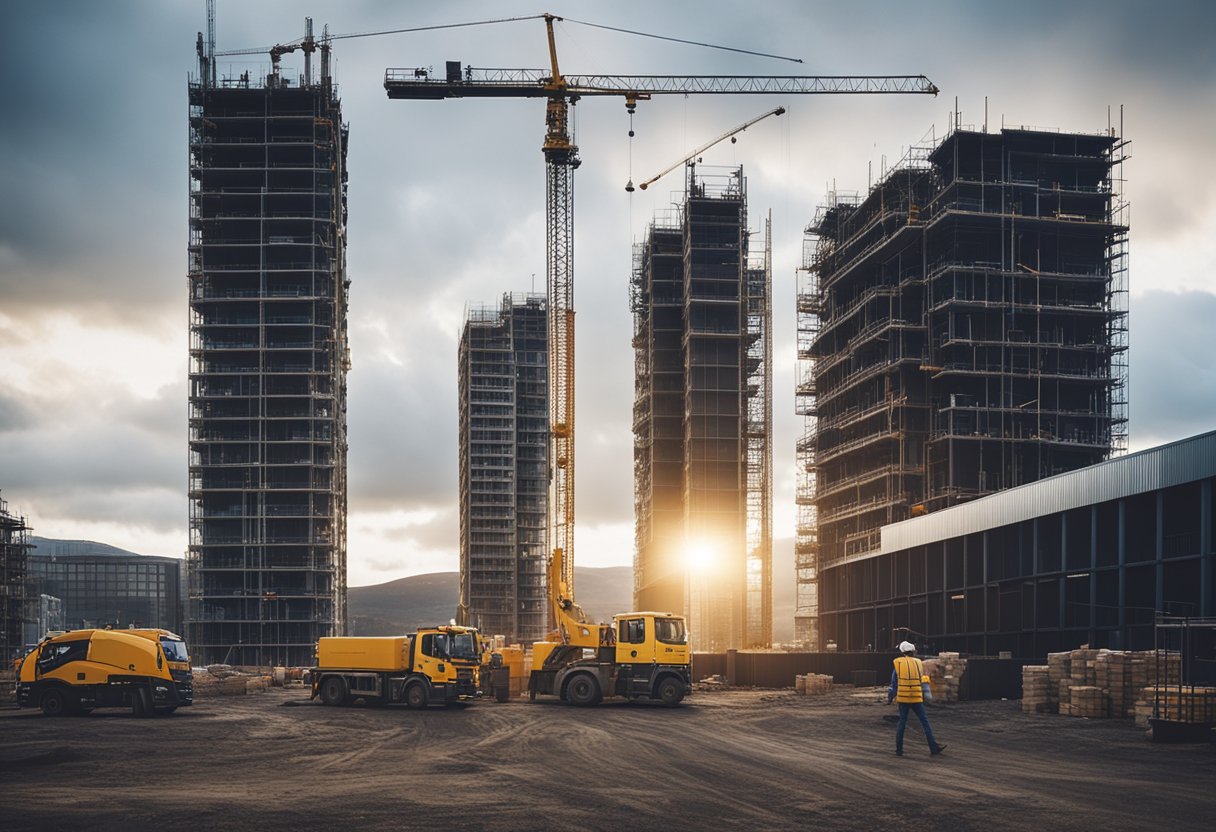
{"left": 898, "top": 640, "right": 916, "bottom": 654}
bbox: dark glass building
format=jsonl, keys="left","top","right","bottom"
{"left": 28, "top": 542, "right": 183, "bottom": 634}
{"left": 818, "top": 429, "right": 1215, "bottom": 657}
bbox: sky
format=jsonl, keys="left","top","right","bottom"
{"left": 2, "top": 1, "right": 1214, "bottom": 589}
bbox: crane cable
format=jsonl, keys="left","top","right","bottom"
{"left": 217, "top": 14, "right": 546, "bottom": 56}
{"left": 561, "top": 17, "right": 803, "bottom": 64}
{"left": 217, "top": 13, "right": 805, "bottom": 66}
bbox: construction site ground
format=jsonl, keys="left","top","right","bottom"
{"left": 2, "top": 686, "right": 1213, "bottom": 831}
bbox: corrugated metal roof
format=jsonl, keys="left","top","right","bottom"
{"left": 877, "top": 428, "right": 1216, "bottom": 556}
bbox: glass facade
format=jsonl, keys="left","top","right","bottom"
{"left": 29, "top": 554, "right": 183, "bottom": 634}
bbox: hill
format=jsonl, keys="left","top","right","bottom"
{"left": 348, "top": 566, "right": 632, "bottom": 637}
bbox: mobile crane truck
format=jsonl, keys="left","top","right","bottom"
{"left": 528, "top": 548, "right": 691, "bottom": 707}
{"left": 311, "top": 625, "right": 483, "bottom": 708}
{"left": 16, "top": 628, "right": 193, "bottom": 717}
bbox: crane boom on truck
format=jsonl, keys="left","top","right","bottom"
{"left": 383, "top": 14, "right": 937, "bottom": 705}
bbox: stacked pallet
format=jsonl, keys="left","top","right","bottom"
{"left": 795, "top": 673, "right": 834, "bottom": 695}
{"left": 1021, "top": 665, "right": 1053, "bottom": 714}
{"left": 1068, "top": 685, "right": 1109, "bottom": 718}
{"left": 1134, "top": 685, "right": 1216, "bottom": 727}
{"left": 922, "top": 652, "right": 967, "bottom": 703}
{"left": 1046, "top": 651, "right": 1072, "bottom": 701}
{"left": 1094, "top": 651, "right": 1154, "bottom": 717}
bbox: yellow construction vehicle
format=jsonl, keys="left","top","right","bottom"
{"left": 16, "top": 628, "right": 194, "bottom": 716}
{"left": 311, "top": 625, "right": 483, "bottom": 708}
{"left": 528, "top": 548, "right": 691, "bottom": 706}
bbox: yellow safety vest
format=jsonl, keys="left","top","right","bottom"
{"left": 894, "top": 655, "right": 929, "bottom": 703}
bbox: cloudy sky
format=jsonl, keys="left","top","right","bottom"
{"left": 2, "top": 1, "right": 1214, "bottom": 588}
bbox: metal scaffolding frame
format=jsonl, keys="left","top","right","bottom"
{"left": 796, "top": 125, "right": 1129, "bottom": 649}
{"left": 632, "top": 165, "right": 772, "bottom": 651}
{"left": 458, "top": 293, "right": 549, "bottom": 644}
{"left": 185, "top": 47, "right": 349, "bottom": 667}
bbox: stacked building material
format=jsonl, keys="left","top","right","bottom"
{"left": 193, "top": 665, "right": 273, "bottom": 698}
{"left": 1134, "top": 685, "right": 1216, "bottom": 728}
{"left": 1046, "top": 651, "right": 1072, "bottom": 701}
{"left": 795, "top": 673, "right": 834, "bottom": 695}
{"left": 1094, "top": 651, "right": 1154, "bottom": 717}
{"left": 922, "top": 652, "right": 967, "bottom": 703}
{"left": 1021, "top": 665, "right": 1053, "bottom": 714}
{"left": 1068, "top": 685, "right": 1109, "bottom": 718}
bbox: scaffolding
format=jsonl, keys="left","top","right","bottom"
{"left": 0, "top": 492, "right": 32, "bottom": 661}
{"left": 632, "top": 165, "right": 772, "bottom": 651}
{"left": 458, "top": 293, "right": 549, "bottom": 645}
{"left": 796, "top": 125, "right": 1129, "bottom": 640}
{"left": 185, "top": 40, "right": 349, "bottom": 667}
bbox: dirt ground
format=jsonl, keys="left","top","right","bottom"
{"left": 2, "top": 686, "right": 1213, "bottom": 831}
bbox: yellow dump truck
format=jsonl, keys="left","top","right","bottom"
{"left": 312, "top": 626, "right": 483, "bottom": 708}
{"left": 16, "top": 629, "right": 194, "bottom": 716}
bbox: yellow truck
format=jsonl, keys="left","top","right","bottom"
{"left": 16, "top": 629, "right": 194, "bottom": 717}
{"left": 311, "top": 626, "right": 483, "bottom": 708}
{"left": 529, "top": 611, "right": 691, "bottom": 706}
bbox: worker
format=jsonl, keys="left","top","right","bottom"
{"left": 886, "top": 641, "right": 946, "bottom": 757}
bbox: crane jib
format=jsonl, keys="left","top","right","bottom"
{"left": 385, "top": 69, "right": 939, "bottom": 98}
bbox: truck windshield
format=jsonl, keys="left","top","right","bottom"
{"left": 447, "top": 633, "right": 479, "bottom": 660}
{"left": 160, "top": 638, "right": 189, "bottom": 663}
{"left": 655, "top": 618, "right": 686, "bottom": 645}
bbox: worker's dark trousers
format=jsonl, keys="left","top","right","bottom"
{"left": 896, "top": 702, "right": 940, "bottom": 753}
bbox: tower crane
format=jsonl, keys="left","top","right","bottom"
{"left": 628, "top": 105, "right": 787, "bottom": 192}
{"left": 386, "top": 13, "right": 937, "bottom": 663}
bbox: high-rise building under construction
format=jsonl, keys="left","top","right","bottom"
{"left": 458, "top": 294, "right": 549, "bottom": 644}
{"left": 1, "top": 492, "right": 32, "bottom": 661}
{"left": 186, "top": 39, "right": 349, "bottom": 665}
{"left": 632, "top": 166, "right": 773, "bottom": 651}
{"left": 795, "top": 126, "right": 1128, "bottom": 648}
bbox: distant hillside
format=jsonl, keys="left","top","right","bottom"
{"left": 349, "top": 566, "right": 632, "bottom": 637}
{"left": 348, "top": 563, "right": 800, "bottom": 643}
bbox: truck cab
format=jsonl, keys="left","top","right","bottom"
{"left": 17, "top": 629, "right": 194, "bottom": 717}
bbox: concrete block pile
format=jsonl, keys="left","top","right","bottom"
{"left": 922, "top": 652, "right": 967, "bottom": 703}
{"left": 795, "top": 673, "right": 834, "bottom": 695}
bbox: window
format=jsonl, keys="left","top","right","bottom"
{"left": 619, "top": 618, "right": 646, "bottom": 644}
{"left": 655, "top": 618, "right": 686, "bottom": 645}
{"left": 37, "top": 639, "right": 89, "bottom": 673}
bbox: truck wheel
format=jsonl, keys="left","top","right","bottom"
{"left": 40, "top": 688, "right": 67, "bottom": 717}
{"left": 405, "top": 682, "right": 428, "bottom": 710}
{"left": 319, "top": 676, "right": 346, "bottom": 706}
{"left": 566, "top": 674, "right": 602, "bottom": 707}
{"left": 655, "top": 676, "right": 685, "bottom": 707}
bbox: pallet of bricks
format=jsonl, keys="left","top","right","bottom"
{"left": 922, "top": 653, "right": 967, "bottom": 703}
{"left": 794, "top": 673, "right": 833, "bottom": 696}
{"left": 1024, "top": 648, "right": 1180, "bottom": 719}
{"left": 1021, "top": 665, "right": 1053, "bottom": 714}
